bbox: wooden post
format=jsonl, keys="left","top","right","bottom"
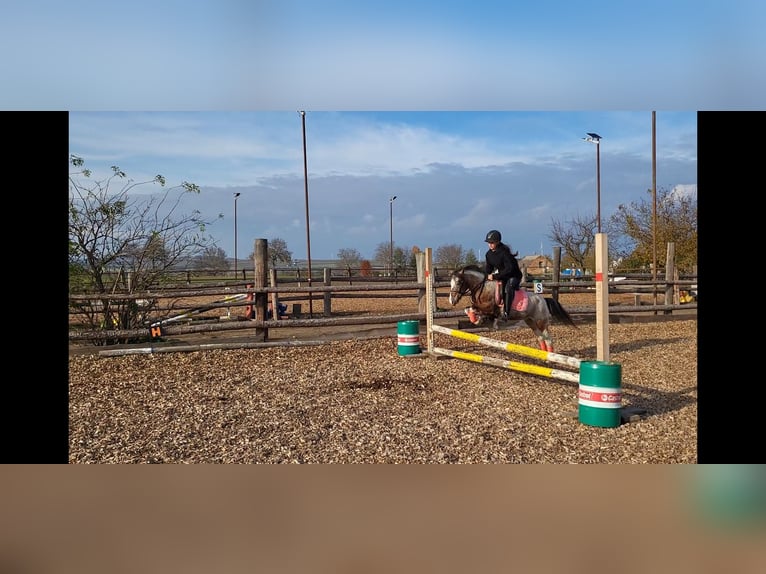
{"left": 416, "top": 251, "right": 430, "bottom": 313}
{"left": 323, "top": 268, "right": 332, "bottom": 317}
{"left": 595, "top": 233, "right": 610, "bottom": 362}
{"left": 552, "top": 246, "right": 561, "bottom": 302}
{"left": 664, "top": 242, "right": 675, "bottom": 315}
{"left": 425, "top": 247, "right": 435, "bottom": 353}
{"left": 253, "top": 238, "right": 268, "bottom": 341}
{"left": 269, "top": 268, "right": 280, "bottom": 320}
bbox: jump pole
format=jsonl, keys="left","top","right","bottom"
{"left": 429, "top": 323, "right": 581, "bottom": 369}
{"left": 431, "top": 346, "right": 580, "bottom": 383}
{"left": 150, "top": 292, "right": 248, "bottom": 327}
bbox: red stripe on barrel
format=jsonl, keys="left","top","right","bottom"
{"left": 578, "top": 388, "right": 622, "bottom": 403}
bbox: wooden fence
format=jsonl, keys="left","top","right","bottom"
{"left": 69, "top": 241, "right": 696, "bottom": 345}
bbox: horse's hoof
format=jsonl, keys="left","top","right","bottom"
{"left": 465, "top": 308, "right": 480, "bottom": 324}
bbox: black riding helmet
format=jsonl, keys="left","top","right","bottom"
{"left": 485, "top": 229, "right": 501, "bottom": 243}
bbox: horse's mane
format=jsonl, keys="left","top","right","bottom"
{"left": 457, "top": 264, "right": 486, "bottom": 278}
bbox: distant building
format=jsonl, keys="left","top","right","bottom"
{"left": 519, "top": 255, "right": 553, "bottom": 278}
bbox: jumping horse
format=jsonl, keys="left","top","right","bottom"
{"left": 448, "top": 265, "right": 577, "bottom": 352}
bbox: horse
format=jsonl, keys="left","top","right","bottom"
{"left": 447, "top": 264, "right": 577, "bottom": 352}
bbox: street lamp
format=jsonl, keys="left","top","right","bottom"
{"left": 583, "top": 132, "right": 602, "bottom": 233}
{"left": 233, "top": 192, "right": 241, "bottom": 280}
{"left": 389, "top": 195, "right": 397, "bottom": 275}
{"left": 299, "top": 110, "right": 313, "bottom": 317}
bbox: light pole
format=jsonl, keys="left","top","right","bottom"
{"left": 389, "top": 195, "right": 397, "bottom": 275}
{"left": 583, "top": 132, "right": 602, "bottom": 233}
{"left": 651, "top": 112, "right": 657, "bottom": 286}
{"left": 299, "top": 110, "right": 313, "bottom": 317}
{"left": 233, "top": 192, "right": 241, "bottom": 280}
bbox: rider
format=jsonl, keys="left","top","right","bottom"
{"left": 484, "top": 229, "right": 523, "bottom": 320}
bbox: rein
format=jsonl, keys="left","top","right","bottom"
{"left": 453, "top": 271, "right": 489, "bottom": 305}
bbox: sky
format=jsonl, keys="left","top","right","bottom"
{"left": 68, "top": 110, "right": 697, "bottom": 261}
{"left": 5, "top": 1, "right": 764, "bottom": 111}
{"left": 9, "top": 1, "right": 758, "bottom": 260}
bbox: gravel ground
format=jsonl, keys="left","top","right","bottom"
{"left": 69, "top": 290, "right": 697, "bottom": 463}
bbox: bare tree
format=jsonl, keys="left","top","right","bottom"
{"left": 69, "top": 155, "right": 221, "bottom": 340}
{"left": 373, "top": 241, "right": 411, "bottom": 274}
{"left": 547, "top": 213, "right": 597, "bottom": 271}
{"left": 435, "top": 244, "right": 465, "bottom": 270}
{"left": 268, "top": 237, "right": 293, "bottom": 267}
{"left": 373, "top": 241, "right": 391, "bottom": 272}
{"left": 249, "top": 237, "right": 293, "bottom": 268}
{"left": 194, "top": 246, "right": 229, "bottom": 274}
{"left": 337, "top": 248, "right": 362, "bottom": 275}
{"left": 464, "top": 248, "right": 480, "bottom": 266}
{"left": 393, "top": 245, "right": 410, "bottom": 272}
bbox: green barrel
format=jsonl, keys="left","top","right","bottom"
{"left": 397, "top": 320, "right": 421, "bottom": 356}
{"left": 578, "top": 361, "right": 622, "bottom": 428}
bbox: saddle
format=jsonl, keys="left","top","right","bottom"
{"left": 493, "top": 281, "right": 529, "bottom": 312}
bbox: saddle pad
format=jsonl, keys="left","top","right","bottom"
{"left": 510, "top": 289, "right": 529, "bottom": 312}
{"left": 494, "top": 281, "right": 529, "bottom": 312}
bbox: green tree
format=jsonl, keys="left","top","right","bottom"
{"left": 69, "top": 155, "right": 221, "bottom": 341}
{"left": 606, "top": 187, "right": 697, "bottom": 273}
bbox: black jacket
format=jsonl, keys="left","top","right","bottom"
{"left": 485, "top": 242, "right": 522, "bottom": 284}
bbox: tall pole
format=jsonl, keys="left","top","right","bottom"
{"left": 584, "top": 133, "right": 602, "bottom": 233}
{"left": 596, "top": 139, "right": 601, "bottom": 233}
{"left": 652, "top": 111, "right": 658, "bottom": 309}
{"left": 233, "top": 192, "right": 240, "bottom": 280}
{"left": 389, "top": 195, "right": 397, "bottom": 275}
{"left": 299, "top": 110, "right": 313, "bottom": 317}
{"left": 651, "top": 111, "right": 657, "bottom": 281}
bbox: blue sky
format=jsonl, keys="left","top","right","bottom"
{"left": 10, "top": 2, "right": 756, "bottom": 259}
{"left": 69, "top": 111, "right": 696, "bottom": 261}
{"left": 4, "top": 1, "right": 764, "bottom": 110}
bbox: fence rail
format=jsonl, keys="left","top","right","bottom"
{"left": 69, "top": 274, "right": 697, "bottom": 343}
{"left": 69, "top": 242, "right": 697, "bottom": 345}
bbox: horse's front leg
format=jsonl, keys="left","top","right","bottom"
{"left": 464, "top": 306, "right": 482, "bottom": 325}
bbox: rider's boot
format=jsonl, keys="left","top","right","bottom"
{"left": 503, "top": 288, "right": 514, "bottom": 320}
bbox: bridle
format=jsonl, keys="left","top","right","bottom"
{"left": 450, "top": 269, "right": 487, "bottom": 305}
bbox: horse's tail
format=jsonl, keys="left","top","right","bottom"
{"left": 545, "top": 297, "right": 578, "bottom": 328}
